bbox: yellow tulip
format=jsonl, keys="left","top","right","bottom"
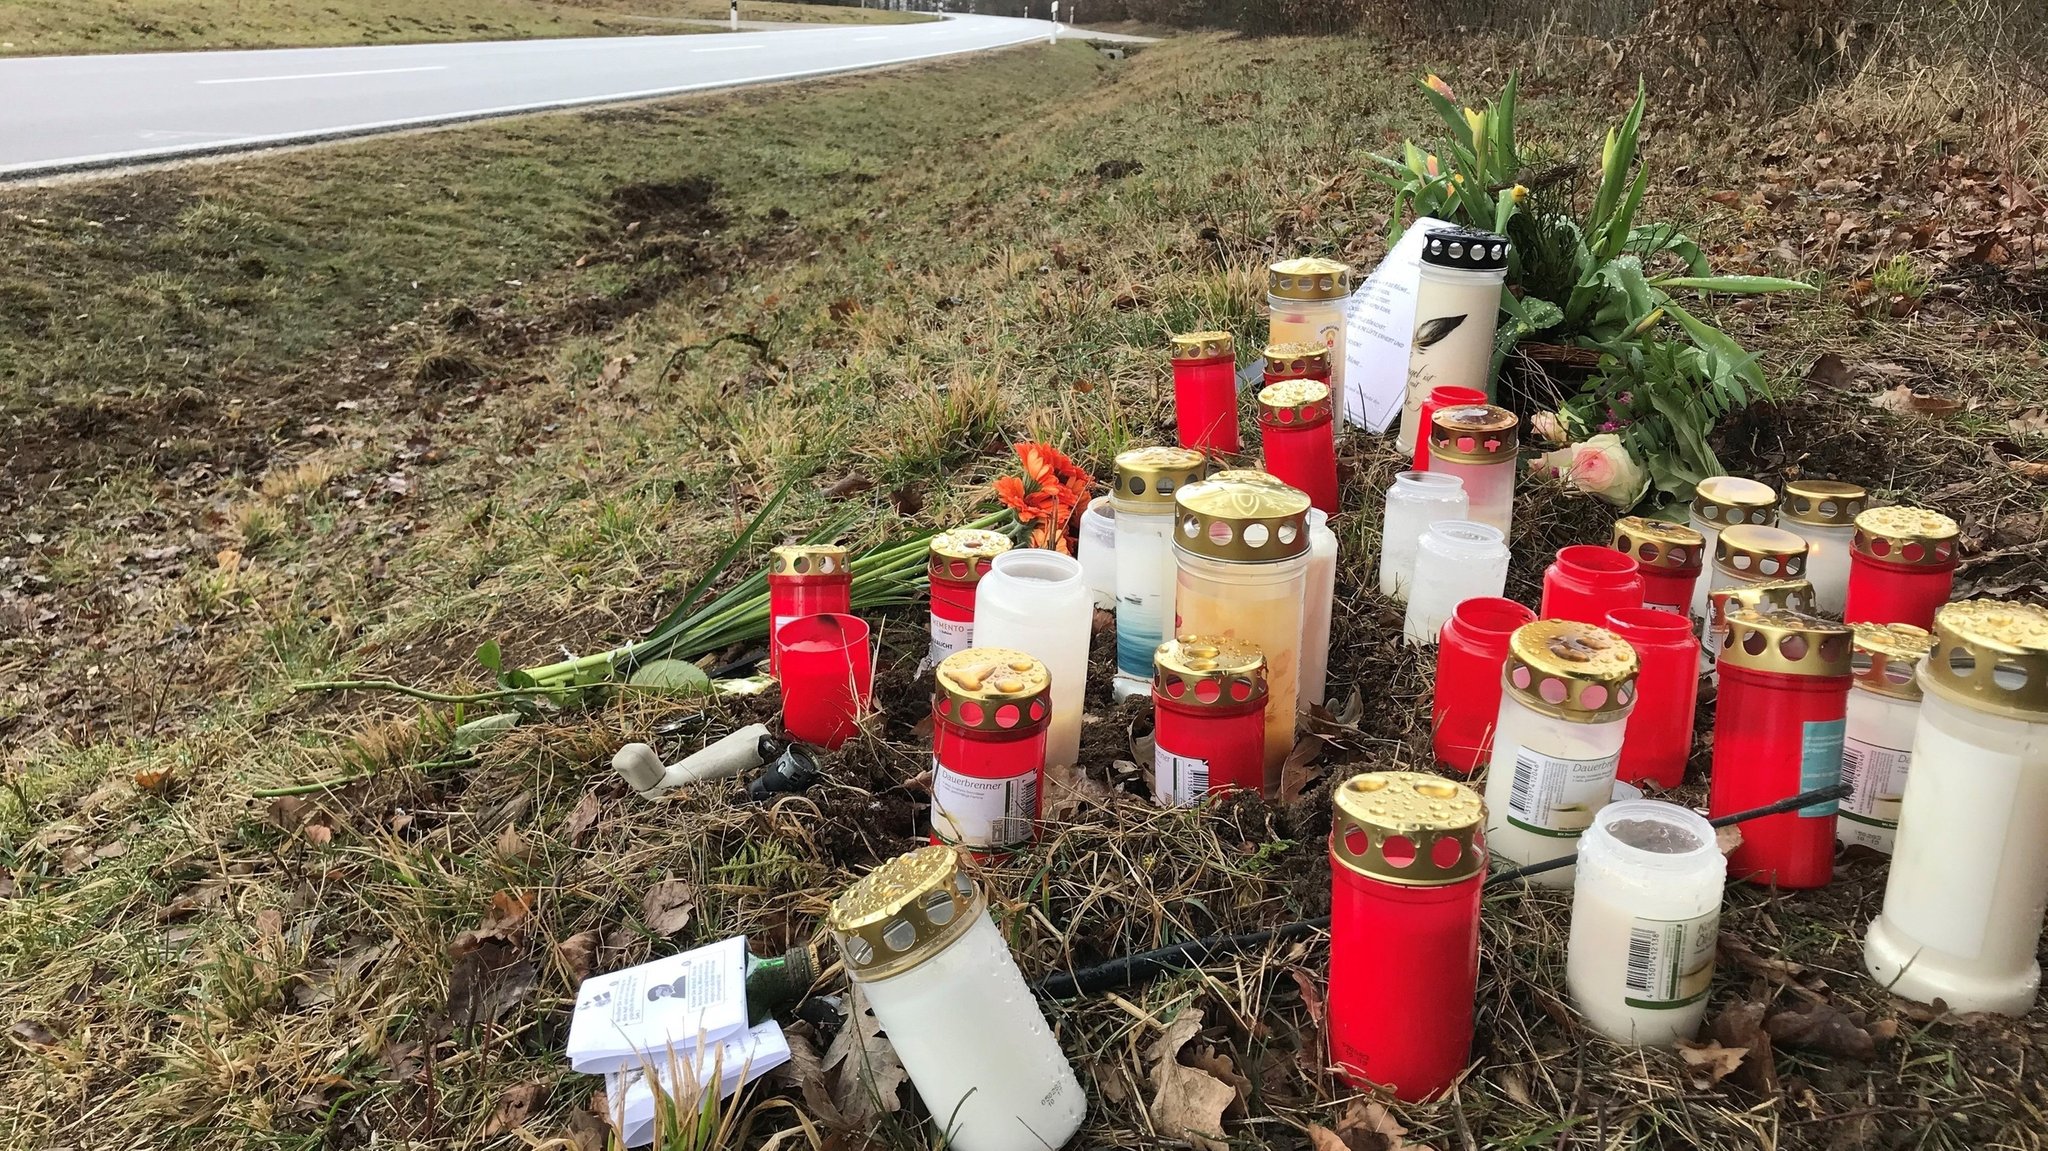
{"left": 1464, "top": 107, "right": 1486, "bottom": 141}
{"left": 1601, "top": 127, "right": 1619, "bottom": 176}
{"left": 1631, "top": 308, "right": 1666, "bottom": 335}
{"left": 1425, "top": 73, "right": 1457, "bottom": 101}
{"left": 1511, "top": 184, "right": 1529, "bottom": 203}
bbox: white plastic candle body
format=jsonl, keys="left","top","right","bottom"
{"left": 1429, "top": 455, "right": 1512, "bottom": 536}
{"left": 1076, "top": 500, "right": 1118, "bottom": 611}
{"left": 1402, "top": 521, "right": 1509, "bottom": 646}
{"left": 1781, "top": 520, "right": 1853, "bottom": 616}
{"left": 1112, "top": 504, "right": 1175, "bottom": 701}
{"left": 973, "top": 551, "right": 1092, "bottom": 769}
{"left": 1400, "top": 251, "right": 1507, "bottom": 455}
{"left": 1484, "top": 694, "right": 1628, "bottom": 888}
{"left": 1301, "top": 509, "right": 1339, "bottom": 707}
{"left": 1566, "top": 801, "right": 1725, "bottom": 1046}
{"left": 1377, "top": 471, "right": 1469, "bottom": 602}
{"left": 1686, "top": 477, "right": 1779, "bottom": 626}
{"left": 1865, "top": 685, "right": 2048, "bottom": 1014}
{"left": 1838, "top": 684, "right": 1920, "bottom": 854}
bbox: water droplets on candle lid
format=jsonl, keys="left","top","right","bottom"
{"left": 1504, "top": 619, "right": 1641, "bottom": 722}
{"left": 1420, "top": 225, "right": 1511, "bottom": 270}
{"left": 1780, "top": 479, "right": 1869, "bottom": 527}
{"left": 826, "top": 845, "right": 981, "bottom": 979}
{"left": 1852, "top": 505, "right": 1961, "bottom": 565}
{"left": 1154, "top": 635, "right": 1267, "bottom": 706}
{"left": 1850, "top": 621, "right": 1936, "bottom": 700}
{"left": 1612, "top": 515, "right": 1704, "bottom": 571}
{"left": 1330, "top": 771, "right": 1485, "bottom": 885}
{"left": 928, "top": 528, "right": 1012, "bottom": 583}
{"left": 933, "top": 648, "right": 1051, "bottom": 734}
{"left": 1717, "top": 607, "right": 1853, "bottom": 677}
{"left": 1921, "top": 599, "right": 2048, "bottom": 719}
{"left": 1267, "top": 256, "right": 1353, "bottom": 300}
{"left": 1428, "top": 403, "right": 1519, "bottom": 463}
{"left": 1168, "top": 330, "right": 1234, "bottom": 361}
{"left": 1257, "top": 378, "right": 1332, "bottom": 426}
{"left": 1691, "top": 476, "right": 1779, "bottom": 525}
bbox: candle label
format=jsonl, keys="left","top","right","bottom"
{"left": 931, "top": 762, "right": 1037, "bottom": 848}
{"left": 1504, "top": 746, "right": 1618, "bottom": 837}
{"left": 1797, "top": 719, "right": 1847, "bottom": 817}
{"left": 1154, "top": 744, "right": 1210, "bottom": 807}
{"left": 1839, "top": 736, "right": 1910, "bottom": 843}
{"left": 1621, "top": 910, "right": 1719, "bottom": 1010}
{"left": 927, "top": 616, "right": 976, "bottom": 665}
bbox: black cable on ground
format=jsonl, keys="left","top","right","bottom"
{"left": 1033, "top": 782, "right": 1852, "bottom": 1000}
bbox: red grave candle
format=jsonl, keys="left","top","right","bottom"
{"left": 1257, "top": 378, "right": 1339, "bottom": 516}
{"left": 767, "top": 544, "right": 851, "bottom": 676}
{"left": 1707, "top": 607, "right": 1853, "bottom": 889}
{"left": 1327, "top": 771, "right": 1485, "bottom": 1102}
{"left": 1610, "top": 516, "right": 1704, "bottom": 615}
{"left": 1151, "top": 636, "right": 1268, "bottom": 803}
{"left": 926, "top": 528, "right": 1012, "bottom": 667}
{"left": 1843, "top": 506, "right": 1960, "bottom": 631}
{"left": 1410, "top": 385, "right": 1487, "bottom": 471}
{"left": 1431, "top": 596, "right": 1536, "bottom": 774}
{"left": 1170, "top": 331, "right": 1239, "bottom": 455}
{"left": 929, "top": 648, "right": 1051, "bottom": 853}
{"left": 1540, "top": 544, "right": 1646, "bottom": 624}
{"left": 1604, "top": 608, "right": 1700, "bottom": 789}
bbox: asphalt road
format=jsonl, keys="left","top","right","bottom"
{"left": 0, "top": 14, "right": 1075, "bottom": 177}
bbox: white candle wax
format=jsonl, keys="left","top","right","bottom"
{"left": 1076, "top": 500, "right": 1118, "bottom": 611}
{"left": 1402, "top": 521, "right": 1509, "bottom": 646}
{"left": 1783, "top": 521, "right": 1853, "bottom": 616}
{"left": 974, "top": 551, "right": 1092, "bottom": 769}
{"left": 1838, "top": 684, "right": 1921, "bottom": 854}
{"left": 1301, "top": 509, "right": 1338, "bottom": 707}
{"left": 1483, "top": 694, "right": 1626, "bottom": 888}
{"left": 1377, "top": 470, "right": 1469, "bottom": 602}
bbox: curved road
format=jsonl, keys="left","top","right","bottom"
{"left": 0, "top": 14, "right": 1072, "bottom": 177}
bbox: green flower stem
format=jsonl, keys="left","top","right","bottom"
{"left": 289, "top": 679, "right": 584, "bottom": 703}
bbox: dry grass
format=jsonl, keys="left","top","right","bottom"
{"left": 1, "top": 22, "right": 2045, "bottom": 1151}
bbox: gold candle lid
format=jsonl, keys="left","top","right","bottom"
{"left": 1169, "top": 331, "right": 1234, "bottom": 362}
{"left": 1923, "top": 600, "right": 2048, "bottom": 720}
{"left": 933, "top": 648, "right": 1051, "bottom": 736}
{"left": 1709, "top": 578, "right": 1817, "bottom": 635}
{"left": 1267, "top": 256, "right": 1352, "bottom": 301}
{"left": 1691, "top": 476, "right": 1779, "bottom": 528}
{"left": 928, "top": 528, "right": 1013, "bottom": 584}
{"left": 1256, "top": 379, "right": 1332, "bottom": 428}
{"left": 1611, "top": 516, "right": 1705, "bottom": 572}
{"left": 1715, "top": 607, "right": 1853, "bottom": 678}
{"left": 1851, "top": 622, "right": 1936, "bottom": 701}
{"left": 1113, "top": 445, "right": 1210, "bottom": 512}
{"left": 769, "top": 544, "right": 848, "bottom": 578}
{"left": 1263, "top": 342, "right": 1332, "bottom": 379}
{"left": 1153, "top": 636, "right": 1268, "bottom": 709}
{"left": 1428, "top": 403, "right": 1520, "bottom": 465}
{"left": 1851, "top": 506, "right": 1961, "bottom": 567}
{"left": 1172, "top": 469, "right": 1312, "bottom": 563}
{"left": 1330, "top": 771, "right": 1486, "bottom": 886}
{"left": 1713, "top": 524, "right": 1810, "bottom": 581}
{"left": 1780, "top": 480, "right": 1869, "bottom": 527}
{"left": 1503, "top": 620, "right": 1640, "bottom": 723}
{"left": 826, "top": 846, "right": 980, "bottom": 981}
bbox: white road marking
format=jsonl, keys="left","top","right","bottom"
{"left": 198, "top": 65, "right": 448, "bottom": 85}
{"left": 691, "top": 44, "right": 765, "bottom": 52}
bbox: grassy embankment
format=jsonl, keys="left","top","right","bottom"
{"left": 2, "top": 24, "right": 2045, "bottom": 1151}
{"left": 0, "top": 0, "right": 931, "bottom": 55}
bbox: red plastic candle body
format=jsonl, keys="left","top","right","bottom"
{"left": 1151, "top": 637, "right": 1268, "bottom": 802}
{"left": 1707, "top": 608, "right": 1853, "bottom": 889}
{"left": 929, "top": 648, "right": 1051, "bottom": 852}
{"left": 1411, "top": 386, "right": 1487, "bottom": 471}
{"left": 1170, "top": 332, "right": 1239, "bottom": 454}
{"left": 1540, "top": 545, "right": 1645, "bottom": 624}
{"left": 1327, "top": 772, "right": 1485, "bottom": 1103}
{"left": 1257, "top": 380, "right": 1339, "bottom": 516}
{"left": 1604, "top": 608, "right": 1700, "bottom": 789}
{"left": 926, "top": 529, "right": 1012, "bottom": 667}
{"left": 778, "top": 614, "right": 872, "bottom": 750}
{"left": 1431, "top": 597, "right": 1536, "bottom": 774}
{"left": 1611, "top": 516, "right": 1706, "bottom": 616}
{"left": 767, "top": 544, "right": 851, "bottom": 676}
{"left": 1842, "top": 507, "right": 1960, "bottom": 630}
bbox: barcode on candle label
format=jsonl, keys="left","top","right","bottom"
{"left": 927, "top": 615, "right": 975, "bottom": 665}
{"left": 1797, "top": 719, "right": 1847, "bottom": 817}
{"left": 931, "top": 764, "right": 1037, "bottom": 848}
{"left": 1505, "top": 746, "right": 1618, "bottom": 836}
{"left": 1622, "top": 911, "right": 1718, "bottom": 1009}
{"left": 1839, "top": 737, "right": 1911, "bottom": 845}
{"left": 1154, "top": 745, "right": 1210, "bottom": 807}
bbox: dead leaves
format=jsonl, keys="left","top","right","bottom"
{"left": 820, "top": 985, "right": 906, "bottom": 1122}
{"left": 640, "top": 878, "right": 696, "bottom": 936}
{"left": 1870, "top": 384, "right": 1964, "bottom": 416}
{"left": 484, "top": 1080, "right": 548, "bottom": 1137}
{"left": 1278, "top": 735, "right": 1328, "bottom": 807}
{"left": 1675, "top": 1038, "right": 1749, "bottom": 1085}
{"left": 555, "top": 931, "right": 600, "bottom": 985}
{"left": 1765, "top": 1000, "right": 1890, "bottom": 1061}
{"left": 1307, "top": 1098, "right": 1429, "bottom": 1151}
{"left": 563, "top": 791, "right": 602, "bottom": 847}
{"left": 447, "top": 889, "right": 541, "bottom": 1042}
{"left": 1147, "top": 1007, "right": 1235, "bottom": 1151}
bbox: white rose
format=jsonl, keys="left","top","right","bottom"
{"left": 1536, "top": 433, "right": 1650, "bottom": 508}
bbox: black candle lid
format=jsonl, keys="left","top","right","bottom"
{"left": 1420, "top": 226, "right": 1510, "bottom": 271}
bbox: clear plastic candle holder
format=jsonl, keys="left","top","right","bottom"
{"left": 1707, "top": 607, "right": 1853, "bottom": 889}
{"left": 1258, "top": 379, "right": 1339, "bottom": 516}
{"left": 1400, "top": 228, "right": 1509, "bottom": 455}
{"left": 1542, "top": 544, "right": 1645, "bottom": 625}
{"left": 1152, "top": 637, "right": 1268, "bottom": 802}
{"left": 1327, "top": 772, "right": 1486, "bottom": 1101}
{"left": 1111, "top": 447, "right": 1210, "bottom": 701}
{"left": 1402, "top": 521, "right": 1509, "bottom": 647}
{"left": 1411, "top": 384, "right": 1487, "bottom": 471}
{"left": 1865, "top": 600, "right": 2048, "bottom": 1015}
{"left": 1431, "top": 596, "right": 1537, "bottom": 774}
{"left": 929, "top": 649, "right": 1051, "bottom": 852}
{"left": 1267, "top": 257, "right": 1352, "bottom": 399}
{"left": 1483, "top": 619, "right": 1640, "bottom": 887}
{"left": 1378, "top": 470, "right": 1469, "bottom": 602}
{"left": 1567, "top": 801, "right": 1724, "bottom": 1046}
{"left": 1604, "top": 608, "right": 1700, "bottom": 790}
{"left": 1843, "top": 506, "right": 1961, "bottom": 630}
{"left": 1777, "top": 479, "right": 1868, "bottom": 616}
{"left": 1426, "top": 403, "right": 1519, "bottom": 537}
{"left": 1611, "top": 516, "right": 1704, "bottom": 616}
{"left": 1839, "top": 622, "right": 1936, "bottom": 855}
{"left": 767, "top": 544, "right": 851, "bottom": 676}
{"left": 1301, "top": 508, "right": 1339, "bottom": 708}
{"left": 1173, "top": 469, "right": 1312, "bottom": 792}
{"left": 1686, "top": 476, "right": 1779, "bottom": 625}
{"left": 1076, "top": 499, "right": 1118, "bottom": 612}
{"left": 1169, "top": 331, "right": 1240, "bottom": 455}
{"left": 973, "top": 550, "right": 1092, "bottom": 770}
{"left": 826, "top": 847, "right": 1087, "bottom": 1151}
{"left": 927, "top": 529, "right": 1013, "bottom": 667}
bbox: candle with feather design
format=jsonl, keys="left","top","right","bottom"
{"left": 1399, "top": 227, "right": 1509, "bottom": 455}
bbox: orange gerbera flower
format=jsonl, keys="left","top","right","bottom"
{"left": 993, "top": 441, "right": 1096, "bottom": 553}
